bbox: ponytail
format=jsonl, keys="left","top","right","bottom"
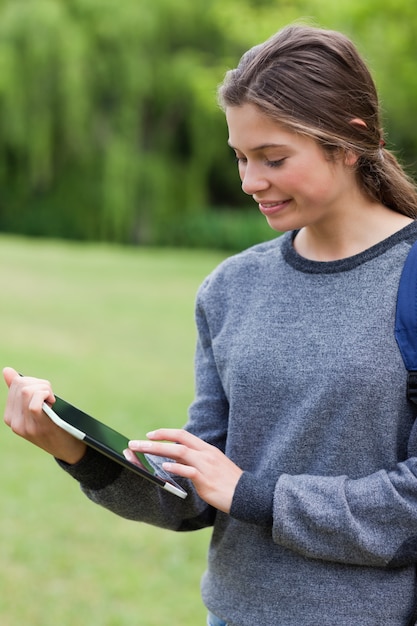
{"left": 357, "top": 148, "right": 417, "bottom": 219}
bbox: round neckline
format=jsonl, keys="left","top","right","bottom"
{"left": 281, "top": 221, "right": 417, "bottom": 274}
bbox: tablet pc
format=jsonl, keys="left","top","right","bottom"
{"left": 42, "top": 396, "right": 187, "bottom": 499}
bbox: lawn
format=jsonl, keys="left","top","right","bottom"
{"left": 0, "top": 234, "right": 227, "bottom": 626}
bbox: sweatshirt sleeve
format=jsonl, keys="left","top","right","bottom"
{"left": 57, "top": 445, "right": 216, "bottom": 531}
{"left": 230, "top": 454, "right": 417, "bottom": 568}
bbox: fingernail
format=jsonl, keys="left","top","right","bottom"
{"left": 129, "top": 440, "right": 152, "bottom": 450}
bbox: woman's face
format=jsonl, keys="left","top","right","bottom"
{"left": 226, "top": 103, "right": 359, "bottom": 233}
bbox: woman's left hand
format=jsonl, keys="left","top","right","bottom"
{"left": 128, "top": 429, "right": 243, "bottom": 513}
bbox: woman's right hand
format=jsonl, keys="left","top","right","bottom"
{"left": 3, "top": 367, "right": 87, "bottom": 464}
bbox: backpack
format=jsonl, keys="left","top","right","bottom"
{"left": 395, "top": 240, "right": 417, "bottom": 408}
{"left": 395, "top": 240, "right": 417, "bottom": 626}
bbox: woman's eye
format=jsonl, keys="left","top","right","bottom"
{"left": 232, "top": 154, "right": 285, "bottom": 168}
{"left": 266, "top": 158, "right": 286, "bottom": 168}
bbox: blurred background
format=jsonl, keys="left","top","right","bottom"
{"left": 1, "top": 1, "right": 417, "bottom": 624}
{"left": 0, "top": 0, "right": 415, "bottom": 251}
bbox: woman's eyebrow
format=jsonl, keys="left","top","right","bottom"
{"left": 227, "top": 141, "right": 287, "bottom": 151}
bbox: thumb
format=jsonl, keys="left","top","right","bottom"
{"left": 3, "top": 367, "right": 19, "bottom": 388}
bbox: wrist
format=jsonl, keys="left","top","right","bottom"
{"left": 56, "top": 441, "right": 87, "bottom": 465}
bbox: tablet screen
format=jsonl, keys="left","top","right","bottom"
{"left": 44, "top": 396, "right": 187, "bottom": 499}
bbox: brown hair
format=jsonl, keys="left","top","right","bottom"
{"left": 218, "top": 24, "right": 417, "bottom": 218}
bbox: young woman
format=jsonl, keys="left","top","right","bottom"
{"left": 5, "top": 24, "right": 417, "bottom": 625}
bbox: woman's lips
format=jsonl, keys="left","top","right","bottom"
{"left": 258, "top": 200, "right": 291, "bottom": 216}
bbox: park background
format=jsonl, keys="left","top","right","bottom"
{"left": 1, "top": 0, "right": 416, "bottom": 624}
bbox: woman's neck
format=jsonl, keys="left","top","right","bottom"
{"left": 293, "top": 205, "right": 413, "bottom": 262}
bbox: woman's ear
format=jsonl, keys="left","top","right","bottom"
{"left": 344, "top": 149, "right": 360, "bottom": 167}
{"left": 344, "top": 117, "right": 367, "bottom": 166}
{"left": 350, "top": 117, "right": 367, "bottom": 130}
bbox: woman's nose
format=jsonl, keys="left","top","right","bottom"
{"left": 240, "top": 163, "right": 270, "bottom": 196}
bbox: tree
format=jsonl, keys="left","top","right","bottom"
{"left": 0, "top": 0, "right": 416, "bottom": 246}
{"left": 0, "top": 0, "right": 237, "bottom": 241}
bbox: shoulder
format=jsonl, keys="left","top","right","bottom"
{"left": 197, "top": 234, "right": 289, "bottom": 300}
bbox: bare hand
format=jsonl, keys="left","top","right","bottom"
{"left": 3, "top": 367, "right": 87, "bottom": 464}
{"left": 129, "top": 429, "right": 243, "bottom": 513}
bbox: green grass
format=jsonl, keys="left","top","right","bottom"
{"left": 0, "top": 235, "right": 227, "bottom": 626}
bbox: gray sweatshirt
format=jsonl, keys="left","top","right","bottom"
{"left": 61, "top": 221, "right": 417, "bottom": 625}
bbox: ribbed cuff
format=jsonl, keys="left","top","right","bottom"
{"left": 229, "top": 471, "right": 277, "bottom": 526}
{"left": 55, "top": 446, "right": 123, "bottom": 490}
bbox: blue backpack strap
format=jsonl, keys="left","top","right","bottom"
{"left": 394, "top": 241, "right": 417, "bottom": 626}
{"left": 395, "top": 241, "right": 417, "bottom": 406}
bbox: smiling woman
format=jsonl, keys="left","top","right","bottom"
{"left": 4, "top": 23, "right": 417, "bottom": 626}
{"left": 226, "top": 104, "right": 366, "bottom": 241}
{"left": 219, "top": 25, "right": 417, "bottom": 261}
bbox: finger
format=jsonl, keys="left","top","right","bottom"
{"left": 162, "top": 461, "right": 198, "bottom": 480}
{"left": 29, "top": 389, "right": 55, "bottom": 412}
{"left": 21, "top": 377, "right": 55, "bottom": 406}
{"left": 128, "top": 439, "right": 190, "bottom": 462}
{"left": 129, "top": 428, "right": 210, "bottom": 464}
{"left": 4, "top": 375, "right": 55, "bottom": 430}
{"left": 3, "top": 367, "right": 19, "bottom": 388}
{"left": 144, "top": 428, "right": 207, "bottom": 450}
{"left": 4, "top": 369, "right": 54, "bottom": 400}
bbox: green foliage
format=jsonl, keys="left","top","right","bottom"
{"left": 152, "top": 207, "right": 278, "bottom": 251}
{"left": 0, "top": 0, "right": 303, "bottom": 245}
{"left": 0, "top": 0, "right": 234, "bottom": 242}
{"left": 0, "top": 0, "right": 416, "bottom": 247}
